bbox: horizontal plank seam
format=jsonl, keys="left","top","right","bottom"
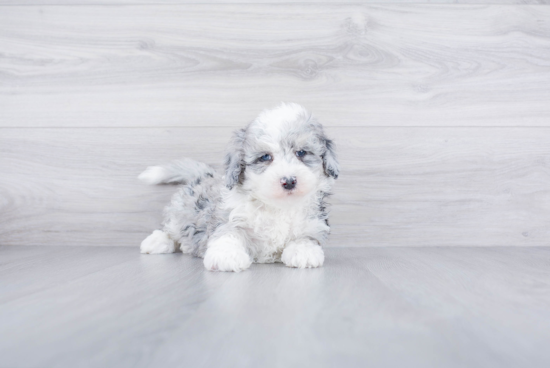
{"left": 0, "top": 3, "right": 549, "bottom": 6}
{"left": 2, "top": 126, "right": 550, "bottom": 129}
{"left": 4, "top": 245, "right": 549, "bottom": 249}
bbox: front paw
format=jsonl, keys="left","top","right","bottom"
{"left": 282, "top": 240, "right": 325, "bottom": 269}
{"left": 203, "top": 237, "right": 252, "bottom": 273}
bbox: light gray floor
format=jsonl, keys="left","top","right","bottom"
{"left": 1, "top": 246, "right": 550, "bottom": 368}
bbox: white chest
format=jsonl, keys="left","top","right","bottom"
{"left": 238, "top": 202, "right": 312, "bottom": 262}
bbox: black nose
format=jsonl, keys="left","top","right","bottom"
{"left": 281, "top": 176, "right": 297, "bottom": 190}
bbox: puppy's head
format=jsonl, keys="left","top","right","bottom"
{"left": 224, "top": 103, "right": 339, "bottom": 207}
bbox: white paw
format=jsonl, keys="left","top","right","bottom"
{"left": 281, "top": 240, "right": 325, "bottom": 269}
{"left": 203, "top": 236, "right": 252, "bottom": 273}
{"left": 140, "top": 230, "right": 176, "bottom": 254}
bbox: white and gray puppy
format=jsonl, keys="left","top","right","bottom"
{"left": 139, "top": 102, "right": 339, "bottom": 272}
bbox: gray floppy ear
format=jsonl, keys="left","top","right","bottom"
{"left": 322, "top": 138, "right": 340, "bottom": 179}
{"left": 224, "top": 128, "right": 247, "bottom": 189}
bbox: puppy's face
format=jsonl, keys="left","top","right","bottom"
{"left": 242, "top": 132, "right": 322, "bottom": 206}
{"left": 225, "top": 103, "right": 339, "bottom": 208}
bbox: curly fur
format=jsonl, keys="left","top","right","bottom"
{"left": 140, "top": 102, "right": 339, "bottom": 272}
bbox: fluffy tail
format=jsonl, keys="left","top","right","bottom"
{"left": 138, "top": 158, "right": 216, "bottom": 185}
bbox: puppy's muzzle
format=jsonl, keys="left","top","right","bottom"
{"left": 280, "top": 176, "right": 297, "bottom": 191}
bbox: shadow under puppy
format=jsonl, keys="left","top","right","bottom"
{"left": 139, "top": 102, "right": 339, "bottom": 272}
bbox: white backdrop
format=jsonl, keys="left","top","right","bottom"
{"left": 1, "top": 1, "right": 550, "bottom": 247}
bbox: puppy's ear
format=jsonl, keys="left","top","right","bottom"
{"left": 224, "top": 128, "right": 247, "bottom": 189}
{"left": 322, "top": 138, "right": 340, "bottom": 179}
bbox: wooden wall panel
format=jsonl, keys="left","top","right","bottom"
{"left": 1, "top": 5, "right": 550, "bottom": 127}
{"left": 1, "top": 3, "right": 549, "bottom": 248}
{"left": 1, "top": 127, "right": 549, "bottom": 247}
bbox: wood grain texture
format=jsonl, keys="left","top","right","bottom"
{"left": 1, "top": 5, "right": 550, "bottom": 127}
{"left": 1, "top": 246, "right": 550, "bottom": 368}
{"left": 1, "top": 127, "right": 550, "bottom": 247}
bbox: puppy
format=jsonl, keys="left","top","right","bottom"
{"left": 139, "top": 102, "right": 339, "bottom": 272}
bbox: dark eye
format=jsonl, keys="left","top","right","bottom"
{"left": 258, "top": 154, "right": 272, "bottom": 162}
{"left": 296, "top": 150, "right": 307, "bottom": 158}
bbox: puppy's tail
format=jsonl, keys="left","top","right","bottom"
{"left": 138, "top": 158, "right": 216, "bottom": 185}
